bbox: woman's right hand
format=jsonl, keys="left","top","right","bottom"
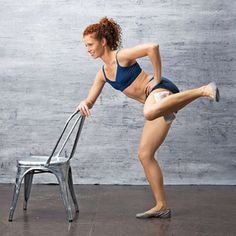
{"left": 76, "top": 100, "right": 91, "bottom": 117}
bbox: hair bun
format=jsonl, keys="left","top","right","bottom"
{"left": 99, "top": 17, "right": 110, "bottom": 26}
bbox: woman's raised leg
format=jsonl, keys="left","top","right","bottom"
{"left": 144, "top": 82, "right": 219, "bottom": 121}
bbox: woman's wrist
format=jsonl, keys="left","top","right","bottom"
{"left": 86, "top": 100, "right": 93, "bottom": 109}
{"left": 153, "top": 76, "right": 161, "bottom": 84}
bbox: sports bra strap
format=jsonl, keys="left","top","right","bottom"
{"left": 115, "top": 50, "right": 120, "bottom": 66}
{"left": 102, "top": 65, "right": 108, "bottom": 80}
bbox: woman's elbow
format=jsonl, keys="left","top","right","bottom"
{"left": 147, "top": 43, "right": 159, "bottom": 54}
{"left": 150, "top": 43, "right": 159, "bottom": 49}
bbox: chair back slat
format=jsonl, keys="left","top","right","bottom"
{"left": 55, "top": 115, "right": 82, "bottom": 158}
{"left": 46, "top": 111, "right": 85, "bottom": 165}
{"left": 68, "top": 115, "right": 85, "bottom": 161}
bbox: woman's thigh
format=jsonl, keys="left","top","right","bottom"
{"left": 138, "top": 116, "right": 172, "bottom": 158}
{"left": 143, "top": 89, "right": 175, "bottom": 118}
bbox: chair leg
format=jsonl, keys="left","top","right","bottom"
{"left": 68, "top": 167, "right": 79, "bottom": 212}
{"left": 23, "top": 171, "right": 34, "bottom": 210}
{"left": 57, "top": 172, "right": 74, "bottom": 222}
{"left": 9, "top": 167, "right": 25, "bottom": 222}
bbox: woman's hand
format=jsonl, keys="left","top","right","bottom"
{"left": 76, "top": 100, "right": 91, "bottom": 117}
{"left": 144, "top": 78, "right": 159, "bottom": 96}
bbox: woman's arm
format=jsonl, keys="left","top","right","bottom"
{"left": 118, "top": 43, "right": 162, "bottom": 83}
{"left": 77, "top": 69, "right": 106, "bottom": 116}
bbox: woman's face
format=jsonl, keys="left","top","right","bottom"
{"left": 83, "top": 33, "right": 105, "bottom": 59}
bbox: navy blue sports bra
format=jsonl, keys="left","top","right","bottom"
{"left": 102, "top": 51, "right": 142, "bottom": 91}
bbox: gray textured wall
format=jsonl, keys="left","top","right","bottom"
{"left": 0, "top": 0, "right": 235, "bottom": 185}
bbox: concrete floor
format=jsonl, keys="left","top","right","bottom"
{"left": 0, "top": 184, "right": 235, "bottom": 236}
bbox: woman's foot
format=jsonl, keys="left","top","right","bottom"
{"left": 203, "top": 82, "right": 220, "bottom": 102}
{"left": 136, "top": 204, "right": 171, "bottom": 219}
{"left": 136, "top": 208, "right": 171, "bottom": 219}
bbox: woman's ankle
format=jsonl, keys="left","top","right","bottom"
{"left": 155, "top": 201, "right": 169, "bottom": 210}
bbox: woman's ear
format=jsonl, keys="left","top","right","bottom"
{"left": 101, "top": 37, "right": 107, "bottom": 47}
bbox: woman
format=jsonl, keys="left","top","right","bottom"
{"left": 76, "top": 17, "right": 220, "bottom": 219}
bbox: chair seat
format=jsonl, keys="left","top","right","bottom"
{"left": 18, "top": 155, "right": 68, "bottom": 166}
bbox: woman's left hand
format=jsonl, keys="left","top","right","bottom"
{"left": 144, "top": 78, "right": 160, "bottom": 96}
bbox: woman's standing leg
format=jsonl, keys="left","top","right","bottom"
{"left": 137, "top": 116, "right": 172, "bottom": 216}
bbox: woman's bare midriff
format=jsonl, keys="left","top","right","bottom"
{"left": 123, "top": 70, "right": 153, "bottom": 103}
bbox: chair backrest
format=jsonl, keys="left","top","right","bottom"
{"left": 46, "top": 111, "right": 85, "bottom": 165}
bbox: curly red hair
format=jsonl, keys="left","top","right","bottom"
{"left": 83, "top": 17, "right": 122, "bottom": 50}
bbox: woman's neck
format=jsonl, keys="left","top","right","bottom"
{"left": 101, "top": 48, "right": 117, "bottom": 66}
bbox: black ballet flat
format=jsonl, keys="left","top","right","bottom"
{"left": 136, "top": 208, "right": 171, "bottom": 219}
{"left": 209, "top": 82, "right": 220, "bottom": 102}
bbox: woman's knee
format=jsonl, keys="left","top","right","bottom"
{"left": 143, "top": 106, "right": 162, "bottom": 121}
{"left": 138, "top": 147, "right": 155, "bottom": 165}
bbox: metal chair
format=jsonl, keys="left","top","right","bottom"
{"left": 8, "top": 111, "right": 85, "bottom": 222}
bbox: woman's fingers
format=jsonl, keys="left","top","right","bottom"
{"left": 76, "top": 101, "right": 91, "bottom": 117}
{"left": 80, "top": 106, "right": 88, "bottom": 116}
{"left": 76, "top": 106, "right": 81, "bottom": 112}
{"left": 145, "top": 80, "right": 159, "bottom": 96}
{"left": 77, "top": 104, "right": 90, "bottom": 117}
{"left": 83, "top": 106, "right": 91, "bottom": 117}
